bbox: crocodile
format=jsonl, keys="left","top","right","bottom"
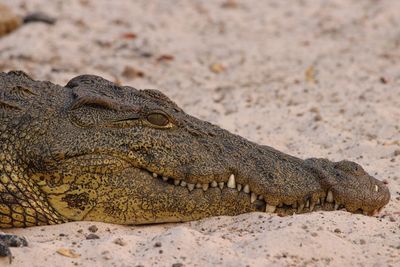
{"left": 0, "top": 71, "right": 390, "bottom": 259}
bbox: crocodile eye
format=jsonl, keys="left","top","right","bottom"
{"left": 147, "top": 113, "right": 169, "bottom": 127}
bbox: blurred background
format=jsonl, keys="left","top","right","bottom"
{"left": 1, "top": 1, "right": 399, "bottom": 266}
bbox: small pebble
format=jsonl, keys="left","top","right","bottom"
{"left": 86, "top": 234, "right": 100, "bottom": 240}
{"left": 113, "top": 238, "right": 127, "bottom": 246}
{"left": 88, "top": 225, "right": 98, "bottom": 233}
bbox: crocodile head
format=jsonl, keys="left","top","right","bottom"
{"left": 10, "top": 73, "right": 389, "bottom": 224}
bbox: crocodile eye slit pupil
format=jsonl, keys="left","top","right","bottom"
{"left": 147, "top": 113, "right": 169, "bottom": 127}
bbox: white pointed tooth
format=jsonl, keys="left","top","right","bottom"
{"left": 195, "top": 183, "right": 202, "bottom": 189}
{"left": 180, "top": 181, "right": 187, "bottom": 187}
{"left": 202, "top": 184, "right": 209, "bottom": 191}
{"left": 317, "top": 198, "right": 321, "bottom": 205}
{"left": 258, "top": 195, "right": 264, "bottom": 200}
{"left": 218, "top": 182, "right": 224, "bottom": 190}
{"left": 374, "top": 185, "right": 379, "bottom": 192}
{"left": 251, "top": 192, "right": 257, "bottom": 203}
{"left": 211, "top": 181, "right": 218, "bottom": 187}
{"left": 265, "top": 204, "right": 276, "bottom": 213}
{"left": 152, "top": 173, "right": 158, "bottom": 178}
{"left": 162, "top": 176, "right": 168, "bottom": 182}
{"left": 174, "top": 179, "right": 181, "bottom": 186}
{"left": 237, "top": 184, "right": 242, "bottom": 192}
{"left": 334, "top": 202, "right": 340, "bottom": 210}
{"left": 243, "top": 185, "right": 250, "bottom": 193}
{"left": 187, "top": 183, "right": 195, "bottom": 191}
{"left": 297, "top": 203, "right": 305, "bottom": 213}
{"left": 306, "top": 200, "right": 310, "bottom": 208}
{"left": 310, "top": 201, "right": 316, "bottom": 211}
{"left": 326, "top": 190, "right": 334, "bottom": 202}
{"left": 227, "top": 174, "right": 236, "bottom": 188}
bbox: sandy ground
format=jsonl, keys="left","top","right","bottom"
{"left": 0, "top": 0, "right": 399, "bottom": 266}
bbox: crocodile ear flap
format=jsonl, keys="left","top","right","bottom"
{"left": 66, "top": 75, "right": 140, "bottom": 113}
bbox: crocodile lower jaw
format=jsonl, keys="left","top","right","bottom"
{"left": 145, "top": 169, "right": 378, "bottom": 216}
{"left": 44, "top": 153, "right": 381, "bottom": 217}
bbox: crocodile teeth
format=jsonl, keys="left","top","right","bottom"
{"left": 174, "top": 179, "right": 181, "bottom": 186}
{"left": 227, "top": 174, "right": 236, "bottom": 188}
{"left": 374, "top": 185, "right": 379, "bottom": 192}
{"left": 250, "top": 192, "right": 257, "bottom": 203}
{"left": 195, "top": 183, "right": 202, "bottom": 189}
{"left": 187, "top": 183, "right": 195, "bottom": 191}
{"left": 243, "top": 184, "right": 250, "bottom": 193}
{"left": 309, "top": 201, "right": 316, "bottom": 211}
{"left": 305, "top": 200, "right": 310, "bottom": 208}
{"left": 334, "top": 202, "right": 340, "bottom": 210}
{"left": 152, "top": 173, "right": 158, "bottom": 178}
{"left": 162, "top": 176, "right": 168, "bottom": 182}
{"left": 211, "top": 181, "right": 218, "bottom": 187}
{"left": 202, "top": 184, "right": 209, "bottom": 191}
{"left": 218, "top": 182, "right": 224, "bottom": 190}
{"left": 237, "top": 184, "right": 242, "bottom": 192}
{"left": 326, "top": 190, "right": 334, "bottom": 202}
{"left": 297, "top": 202, "right": 305, "bottom": 213}
{"left": 265, "top": 204, "right": 276, "bottom": 213}
{"left": 180, "top": 181, "right": 187, "bottom": 187}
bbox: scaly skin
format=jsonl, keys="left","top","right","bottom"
{"left": 0, "top": 71, "right": 390, "bottom": 256}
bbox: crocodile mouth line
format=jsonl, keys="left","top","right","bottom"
{"left": 142, "top": 168, "right": 379, "bottom": 216}
{"left": 55, "top": 153, "right": 383, "bottom": 216}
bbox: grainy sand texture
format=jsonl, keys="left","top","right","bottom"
{"left": 0, "top": 0, "right": 399, "bottom": 266}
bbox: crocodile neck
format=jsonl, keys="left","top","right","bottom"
{"left": 0, "top": 119, "right": 65, "bottom": 227}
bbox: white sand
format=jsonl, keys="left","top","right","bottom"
{"left": 1, "top": 0, "right": 399, "bottom": 266}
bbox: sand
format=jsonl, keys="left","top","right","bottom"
{"left": 0, "top": 0, "right": 399, "bottom": 266}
